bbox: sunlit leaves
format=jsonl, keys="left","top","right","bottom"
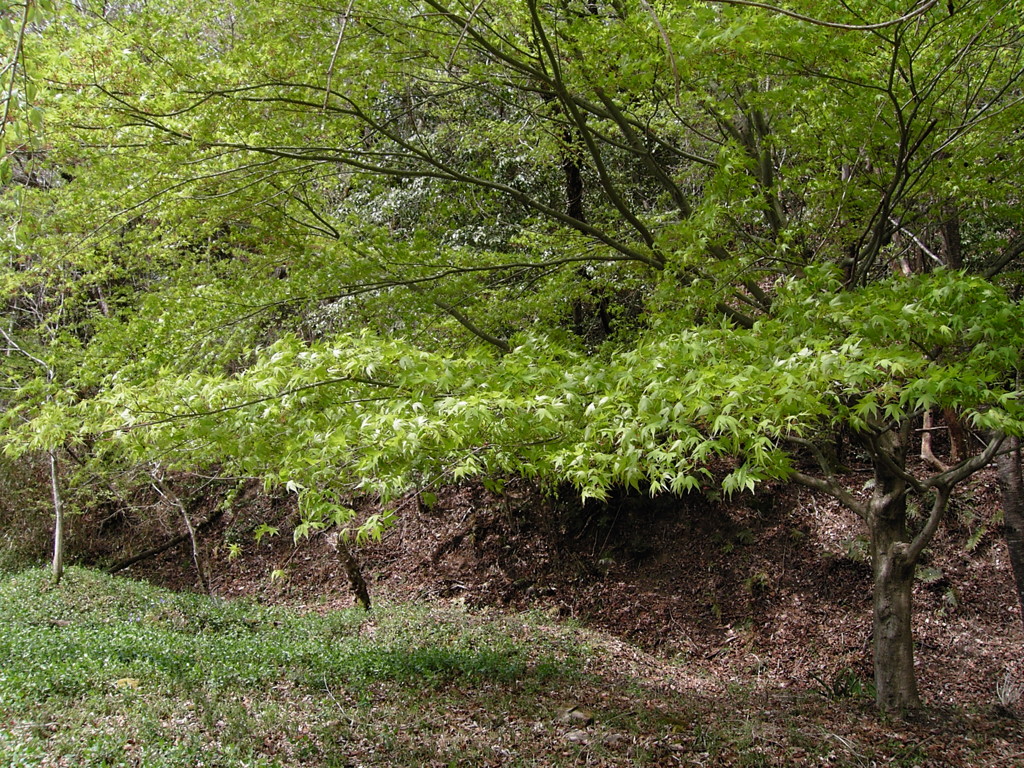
{"left": 63, "top": 264, "right": 1020, "bottom": 526}
{"left": 2, "top": 0, "right": 1024, "bottom": 550}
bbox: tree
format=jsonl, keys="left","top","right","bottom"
{"left": 1, "top": 0, "right": 71, "bottom": 581}
{"left": 9, "top": 0, "right": 1024, "bottom": 709}
{"left": 996, "top": 435, "right": 1024, "bottom": 627}
{"left": 1, "top": 0, "right": 52, "bottom": 187}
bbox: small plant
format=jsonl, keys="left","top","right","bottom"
{"left": 965, "top": 523, "right": 990, "bottom": 553}
{"left": 995, "top": 670, "right": 1023, "bottom": 712}
{"left": 840, "top": 536, "right": 870, "bottom": 563}
{"left": 253, "top": 523, "right": 279, "bottom": 543}
{"left": 735, "top": 528, "right": 756, "bottom": 546}
{"left": 810, "top": 667, "right": 873, "bottom": 700}
{"left": 743, "top": 570, "right": 771, "bottom": 595}
{"left": 691, "top": 722, "right": 722, "bottom": 753}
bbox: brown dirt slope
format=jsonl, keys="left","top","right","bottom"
{"left": 96, "top": 469, "right": 1024, "bottom": 713}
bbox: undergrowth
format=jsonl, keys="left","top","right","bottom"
{"left": 0, "top": 568, "right": 587, "bottom": 766}
{"left": 0, "top": 568, "right": 1018, "bottom": 767}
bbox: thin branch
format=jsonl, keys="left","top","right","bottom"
{"left": 0, "top": 325, "right": 51, "bottom": 376}
{"left": 527, "top": 0, "right": 659, "bottom": 260}
{"left": 418, "top": 294, "right": 510, "bottom": 353}
{"left": 984, "top": 232, "right": 1024, "bottom": 278}
{"left": 103, "top": 375, "right": 397, "bottom": 434}
{"left": 715, "top": 301, "right": 755, "bottom": 329}
{"left": 323, "top": 0, "right": 356, "bottom": 109}
{"left": 786, "top": 436, "right": 867, "bottom": 518}
{"left": 890, "top": 216, "right": 943, "bottom": 265}
{"left": 107, "top": 509, "right": 225, "bottom": 574}
{"left": 638, "top": 0, "right": 681, "bottom": 109}
{"left": 594, "top": 87, "right": 691, "bottom": 217}
{"left": 906, "top": 433, "right": 1008, "bottom": 565}
{"left": 905, "top": 485, "right": 949, "bottom": 565}
{"left": 0, "top": 0, "right": 32, "bottom": 144}
{"left": 345, "top": 242, "right": 510, "bottom": 352}
{"left": 790, "top": 469, "right": 867, "bottom": 519}
{"left": 446, "top": 0, "right": 486, "bottom": 70}
{"left": 927, "top": 432, "right": 1005, "bottom": 488}
{"left": 150, "top": 470, "right": 210, "bottom": 594}
{"left": 705, "top": 0, "right": 938, "bottom": 31}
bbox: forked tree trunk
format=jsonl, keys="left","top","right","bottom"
{"left": 797, "top": 425, "right": 1000, "bottom": 711}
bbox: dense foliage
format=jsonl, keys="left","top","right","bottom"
{"left": 2, "top": 0, "right": 1023, "bottom": 709}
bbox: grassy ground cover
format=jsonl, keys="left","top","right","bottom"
{"left": 0, "top": 568, "right": 1019, "bottom": 766}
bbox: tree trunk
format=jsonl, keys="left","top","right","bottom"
{"left": 995, "top": 435, "right": 1024, "bottom": 628}
{"left": 49, "top": 449, "right": 65, "bottom": 585}
{"left": 334, "top": 535, "right": 371, "bottom": 611}
{"left": 943, "top": 408, "right": 968, "bottom": 464}
{"left": 920, "top": 410, "right": 946, "bottom": 470}
{"left": 866, "top": 430, "right": 921, "bottom": 710}
{"left": 180, "top": 503, "right": 211, "bottom": 595}
{"left": 939, "top": 202, "right": 963, "bottom": 269}
{"left": 870, "top": 501, "right": 920, "bottom": 710}
{"left": 799, "top": 423, "right": 991, "bottom": 710}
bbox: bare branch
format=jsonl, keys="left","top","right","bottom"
{"left": 0, "top": 0, "right": 32, "bottom": 145}
{"left": 927, "top": 432, "right": 1005, "bottom": 489}
{"left": 102, "top": 375, "right": 398, "bottom": 435}
{"left": 445, "top": 0, "right": 487, "bottom": 70}
{"left": 705, "top": 0, "right": 938, "bottom": 32}
{"left": 905, "top": 485, "right": 950, "bottom": 565}
{"left": 786, "top": 436, "right": 868, "bottom": 517}
{"left": 323, "top": 0, "right": 356, "bottom": 110}
{"left": 638, "top": 0, "right": 681, "bottom": 109}
{"left": 789, "top": 469, "right": 868, "bottom": 519}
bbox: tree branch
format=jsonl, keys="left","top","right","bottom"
{"left": 905, "top": 485, "right": 950, "bottom": 565}
{"left": 101, "top": 376, "right": 398, "bottom": 434}
{"left": 927, "top": 432, "right": 1005, "bottom": 489}
{"left": 790, "top": 469, "right": 868, "bottom": 519}
{"left": 106, "top": 509, "right": 225, "bottom": 575}
{"left": 705, "top": 0, "right": 938, "bottom": 32}
{"left": 786, "top": 435, "right": 867, "bottom": 517}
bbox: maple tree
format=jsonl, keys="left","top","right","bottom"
{"left": 2, "top": 0, "right": 1023, "bottom": 709}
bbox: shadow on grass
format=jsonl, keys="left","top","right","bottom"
{"left": 323, "top": 645, "right": 571, "bottom": 687}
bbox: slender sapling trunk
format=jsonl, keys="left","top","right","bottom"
{"left": 49, "top": 449, "right": 64, "bottom": 584}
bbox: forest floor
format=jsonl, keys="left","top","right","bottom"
{"left": 68, "top": 464, "right": 1024, "bottom": 766}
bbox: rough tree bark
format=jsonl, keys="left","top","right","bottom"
{"left": 331, "top": 534, "right": 371, "bottom": 611}
{"left": 995, "top": 435, "right": 1024, "bottom": 628}
{"left": 793, "top": 424, "right": 1001, "bottom": 710}
{"left": 865, "top": 429, "right": 920, "bottom": 710}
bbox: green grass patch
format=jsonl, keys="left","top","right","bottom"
{"left": 0, "top": 568, "right": 1019, "bottom": 767}
{"left": 0, "top": 568, "right": 587, "bottom": 766}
